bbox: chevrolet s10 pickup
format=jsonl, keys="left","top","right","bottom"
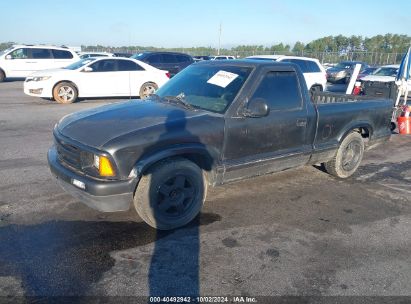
{"left": 48, "top": 60, "right": 393, "bottom": 229}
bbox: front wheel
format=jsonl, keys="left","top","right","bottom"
{"left": 134, "top": 158, "right": 207, "bottom": 230}
{"left": 139, "top": 82, "right": 158, "bottom": 99}
{"left": 0, "top": 70, "right": 5, "bottom": 82}
{"left": 53, "top": 82, "right": 78, "bottom": 104}
{"left": 324, "top": 132, "right": 364, "bottom": 178}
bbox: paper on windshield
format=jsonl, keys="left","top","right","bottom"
{"left": 207, "top": 70, "right": 239, "bottom": 88}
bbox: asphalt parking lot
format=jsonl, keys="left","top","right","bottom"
{"left": 0, "top": 80, "right": 411, "bottom": 300}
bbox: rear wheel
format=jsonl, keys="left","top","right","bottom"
{"left": 139, "top": 82, "right": 158, "bottom": 99}
{"left": 324, "top": 132, "right": 364, "bottom": 178}
{"left": 134, "top": 158, "right": 207, "bottom": 230}
{"left": 53, "top": 82, "right": 78, "bottom": 104}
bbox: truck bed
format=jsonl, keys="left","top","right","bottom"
{"left": 311, "top": 92, "right": 385, "bottom": 104}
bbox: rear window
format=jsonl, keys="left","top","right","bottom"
{"left": 117, "top": 59, "right": 144, "bottom": 71}
{"left": 52, "top": 49, "right": 74, "bottom": 59}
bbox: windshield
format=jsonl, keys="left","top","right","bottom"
{"left": 64, "top": 58, "right": 96, "bottom": 70}
{"left": 0, "top": 47, "right": 13, "bottom": 57}
{"left": 131, "top": 53, "right": 146, "bottom": 60}
{"left": 155, "top": 64, "right": 252, "bottom": 113}
{"left": 335, "top": 62, "right": 353, "bottom": 69}
{"left": 372, "top": 67, "right": 398, "bottom": 77}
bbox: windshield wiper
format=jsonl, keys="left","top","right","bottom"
{"left": 162, "top": 94, "right": 197, "bottom": 111}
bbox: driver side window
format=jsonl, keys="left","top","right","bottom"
{"left": 9, "top": 48, "right": 29, "bottom": 59}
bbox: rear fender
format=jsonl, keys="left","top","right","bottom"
{"left": 337, "top": 121, "right": 373, "bottom": 143}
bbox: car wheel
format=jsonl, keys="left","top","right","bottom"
{"left": 53, "top": 82, "right": 78, "bottom": 104}
{"left": 0, "top": 70, "right": 5, "bottom": 82}
{"left": 310, "top": 85, "right": 322, "bottom": 95}
{"left": 139, "top": 82, "right": 158, "bottom": 99}
{"left": 324, "top": 132, "right": 364, "bottom": 178}
{"left": 134, "top": 158, "right": 207, "bottom": 230}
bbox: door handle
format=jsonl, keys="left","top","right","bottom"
{"left": 296, "top": 118, "right": 307, "bottom": 127}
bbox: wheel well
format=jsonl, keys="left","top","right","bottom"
{"left": 53, "top": 81, "right": 78, "bottom": 95}
{"left": 141, "top": 153, "right": 214, "bottom": 182}
{"left": 349, "top": 127, "right": 371, "bottom": 145}
{"left": 0, "top": 68, "right": 5, "bottom": 76}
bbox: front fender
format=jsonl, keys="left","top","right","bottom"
{"left": 134, "top": 143, "right": 218, "bottom": 177}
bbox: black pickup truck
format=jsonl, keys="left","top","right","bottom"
{"left": 48, "top": 60, "right": 393, "bottom": 229}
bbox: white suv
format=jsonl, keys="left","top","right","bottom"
{"left": 0, "top": 45, "right": 80, "bottom": 82}
{"left": 246, "top": 55, "right": 327, "bottom": 92}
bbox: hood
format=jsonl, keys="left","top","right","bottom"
{"left": 27, "top": 68, "right": 71, "bottom": 77}
{"left": 57, "top": 99, "right": 210, "bottom": 149}
{"left": 327, "top": 67, "right": 346, "bottom": 73}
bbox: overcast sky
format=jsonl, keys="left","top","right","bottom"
{"left": 1, "top": 0, "right": 410, "bottom": 48}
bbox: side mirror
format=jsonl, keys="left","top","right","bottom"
{"left": 82, "top": 66, "right": 93, "bottom": 72}
{"left": 5, "top": 55, "right": 12, "bottom": 60}
{"left": 243, "top": 98, "right": 269, "bottom": 118}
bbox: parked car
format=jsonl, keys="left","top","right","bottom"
{"left": 360, "top": 64, "right": 411, "bottom": 94}
{"left": 193, "top": 55, "right": 211, "bottom": 62}
{"left": 24, "top": 57, "right": 170, "bottom": 103}
{"left": 131, "top": 51, "right": 193, "bottom": 77}
{"left": 0, "top": 45, "right": 80, "bottom": 82}
{"left": 326, "top": 61, "right": 369, "bottom": 84}
{"left": 356, "top": 66, "right": 379, "bottom": 80}
{"left": 48, "top": 60, "right": 392, "bottom": 229}
{"left": 210, "top": 55, "right": 236, "bottom": 60}
{"left": 246, "top": 55, "right": 327, "bottom": 93}
{"left": 79, "top": 52, "right": 114, "bottom": 59}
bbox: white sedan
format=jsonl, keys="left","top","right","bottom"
{"left": 24, "top": 57, "right": 170, "bottom": 103}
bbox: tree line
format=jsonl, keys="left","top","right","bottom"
{"left": 1, "top": 34, "right": 410, "bottom": 64}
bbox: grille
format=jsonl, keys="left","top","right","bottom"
{"left": 55, "top": 137, "right": 82, "bottom": 170}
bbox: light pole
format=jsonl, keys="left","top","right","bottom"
{"left": 218, "top": 22, "right": 222, "bottom": 55}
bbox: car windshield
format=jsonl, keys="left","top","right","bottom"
{"left": 131, "top": 53, "right": 146, "bottom": 60}
{"left": 155, "top": 64, "right": 252, "bottom": 113}
{"left": 0, "top": 47, "right": 14, "bottom": 57}
{"left": 372, "top": 67, "right": 398, "bottom": 77}
{"left": 335, "top": 62, "right": 353, "bottom": 69}
{"left": 64, "top": 58, "right": 97, "bottom": 70}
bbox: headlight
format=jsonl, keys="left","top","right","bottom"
{"left": 81, "top": 153, "right": 115, "bottom": 177}
{"left": 93, "top": 155, "right": 115, "bottom": 177}
{"left": 32, "top": 76, "right": 51, "bottom": 82}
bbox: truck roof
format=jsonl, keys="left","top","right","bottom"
{"left": 194, "top": 59, "right": 299, "bottom": 71}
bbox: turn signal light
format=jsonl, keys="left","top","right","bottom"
{"left": 99, "top": 156, "right": 115, "bottom": 177}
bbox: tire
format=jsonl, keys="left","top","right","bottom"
{"left": 390, "top": 122, "right": 397, "bottom": 132}
{"left": 53, "top": 82, "right": 78, "bottom": 104}
{"left": 324, "top": 132, "right": 364, "bottom": 178}
{"left": 0, "top": 70, "right": 5, "bottom": 82}
{"left": 310, "top": 85, "right": 322, "bottom": 95}
{"left": 139, "top": 82, "right": 158, "bottom": 99}
{"left": 134, "top": 158, "right": 207, "bottom": 230}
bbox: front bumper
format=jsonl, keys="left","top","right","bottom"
{"left": 24, "top": 80, "right": 53, "bottom": 98}
{"left": 48, "top": 146, "right": 138, "bottom": 212}
{"left": 327, "top": 74, "right": 346, "bottom": 83}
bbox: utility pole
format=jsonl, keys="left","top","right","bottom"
{"left": 218, "top": 22, "right": 222, "bottom": 55}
